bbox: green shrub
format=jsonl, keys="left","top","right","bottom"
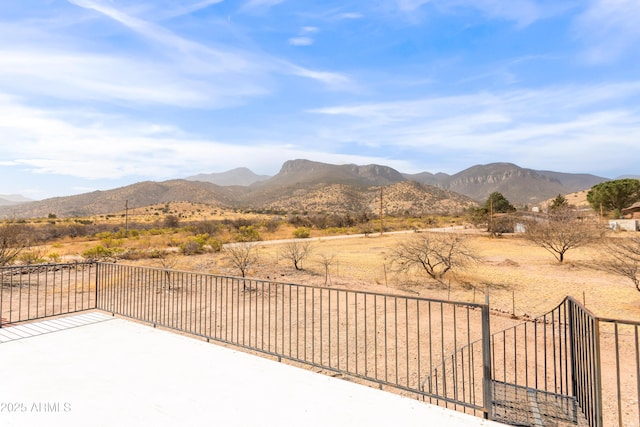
{"left": 19, "top": 251, "right": 46, "bottom": 265}
{"left": 118, "top": 249, "right": 146, "bottom": 261}
{"left": 47, "top": 252, "right": 62, "bottom": 263}
{"left": 180, "top": 240, "right": 204, "bottom": 255}
{"left": 236, "top": 225, "right": 261, "bottom": 242}
{"left": 293, "top": 227, "right": 311, "bottom": 238}
{"left": 82, "top": 245, "right": 123, "bottom": 260}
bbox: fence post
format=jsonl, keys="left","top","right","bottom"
{"left": 94, "top": 262, "right": 100, "bottom": 310}
{"left": 482, "top": 295, "right": 493, "bottom": 420}
{"left": 0, "top": 269, "right": 3, "bottom": 328}
{"left": 569, "top": 297, "right": 604, "bottom": 427}
{"left": 568, "top": 299, "right": 577, "bottom": 403}
{"left": 592, "top": 317, "right": 603, "bottom": 427}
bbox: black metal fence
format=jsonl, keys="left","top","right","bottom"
{"left": 486, "top": 297, "right": 594, "bottom": 426}
{"left": 0, "top": 263, "right": 97, "bottom": 325}
{"left": 2, "top": 261, "right": 640, "bottom": 426}
{"left": 94, "top": 262, "right": 492, "bottom": 417}
{"left": 486, "top": 296, "right": 640, "bottom": 427}
{"left": 596, "top": 317, "right": 640, "bottom": 427}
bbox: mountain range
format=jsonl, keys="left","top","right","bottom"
{"left": 0, "top": 194, "right": 33, "bottom": 207}
{"left": 0, "top": 160, "right": 609, "bottom": 219}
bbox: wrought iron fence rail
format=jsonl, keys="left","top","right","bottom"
{"left": 0, "top": 263, "right": 97, "bottom": 326}
{"left": 93, "top": 262, "right": 490, "bottom": 416}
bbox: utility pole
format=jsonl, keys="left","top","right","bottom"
{"left": 489, "top": 197, "right": 494, "bottom": 236}
{"left": 125, "top": 200, "right": 129, "bottom": 235}
{"left": 380, "top": 187, "right": 384, "bottom": 236}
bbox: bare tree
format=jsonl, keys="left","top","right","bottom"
{"left": 318, "top": 253, "right": 336, "bottom": 285}
{"left": 524, "top": 209, "right": 602, "bottom": 263}
{"left": 224, "top": 242, "right": 259, "bottom": 278}
{"left": 280, "top": 240, "right": 313, "bottom": 270}
{"left": 0, "top": 222, "right": 29, "bottom": 266}
{"left": 598, "top": 236, "right": 640, "bottom": 291}
{"left": 156, "top": 250, "right": 179, "bottom": 290}
{"left": 390, "top": 232, "right": 478, "bottom": 282}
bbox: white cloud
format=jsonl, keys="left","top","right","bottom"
{"left": 0, "top": 94, "right": 407, "bottom": 183}
{"left": 65, "top": 0, "right": 350, "bottom": 91}
{"left": 395, "top": 0, "right": 431, "bottom": 12}
{"left": 309, "top": 82, "right": 640, "bottom": 174}
{"left": 574, "top": 0, "right": 640, "bottom": 63}
{"left": 286, "top": 65, "right": 352, "bottom": 89}
{"left": 287, "top": 26, "right": 319, "bottom": 47}
{"left": 242, "top": 0, "right": 284, "bottom": 11}
{"left": 337, "top": 12, "right": 364, "bottom": 20}
{"left": 0, "top": 49, "right": 262, "bottom": 108}
{"left": 69, "top": 0, "right": 253, "bottom": 71}
{"left": 393, "top": 0, "right": 561, "bottom": 27}
{"left": 288, "top": 37, "right": 314, "bottom": 46}
{"left": 159, "top": 0, "right": 225, "bottom": 19}
{"left": 456, "top": 0, "right": 541, "bottom": 27}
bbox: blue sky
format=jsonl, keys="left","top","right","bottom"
{"left": 1, "top": 0, "right": 639, "bottom": 200}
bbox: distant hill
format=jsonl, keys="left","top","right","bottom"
{"left": 405, "top": 163, "right": 607, "bottom": 205}
{"left": 0, "top": 160, "right": 611, "bottom": 219}
{"left": 187, "top": 167, "right": 270, "bottom": 186}
{"left": 254, "top": 159, "right": 405, "bottom": 188}
{"left": 250, "top": 180, "right": 476, "bottom": 215}
{"left": 0, "top": 194, "right": 33, "bottom": 206}
{"left": 236, "top": 159, "right": 407, "bottom": 206}
{"left": 0, "top": 180, "right": 237, "bottom": 219}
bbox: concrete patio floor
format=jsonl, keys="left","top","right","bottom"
{"left": 0, "top": 312, "right": 505, "bottom": 427}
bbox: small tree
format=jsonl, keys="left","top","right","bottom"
{"left": 390, "top": 232, "right": 478, "bottom": 282}
{"left": 587, "top": 179, "right": 640, "bottom": 217}
{"left": 598, "top": 236, "right": 640, "bottom": 291}
{"left": 524, "top": 208, "right": 602, "bottom": 263}
{"left": 0, "top": 222, "right": 29, "bottom": 266}
{"left": 476, "top": 192, "right": 517, "bottom": 235}
{"left": 318, "top": 253, "right": 336, "bottom": 285}
{"left": 224, "top": 242, "right": 259, "bottom": 278}
{"left": 549, "top": 194, "right": 569, "bottom": 212}
{"left": 483, "top": 192, "right": 516, "bottom": 213}
{"left": 164, "top": 214, "right": 180, "bottom": 228}
{"left": 280, "top": 240, "right": 313, "bottom": 270}
{"left": 156, "top": 250, "right": 179, "bottom": 290}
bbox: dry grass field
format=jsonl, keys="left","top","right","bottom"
{"left": 112, "top": 229, "right": 640, "bottom": 323}
{"left": 24, "top": 200, "right": 638, "bottom": 322}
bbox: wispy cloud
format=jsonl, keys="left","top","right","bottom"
{"left": 242, "top": 0, "right": 285, "bottom": 12}
{"left": 288, "top": 37, "right": 314, "bottom": 46}
{"left": 309, "top": 82, "right": 640, "bottom": 174}
{"left": 67, "top": 0, "right": 350, "bottom": 91}
{"left": 69, "top": 0, "right": 252, "bottom": 70}
{"left": 337, "top": 12, "right": 363, "bottom": 20}
{"left": 288, "top": 26, "right": 319, "bottom": 47}
{"left": 286, "top": 65, "right": 352, "bottom": 90}
{"left": 574, "top": 0, "right": 640, "bottom": 63}
{"left": 0, "top": 94, "right": 401, "bottom": 187}
{"left": 393, "top": 0, "right": 564, "bottom": 28}
{"left": 395, "top": 0, "right": 431, "bottom": 12}
{"left": 159, "top": 0, "right": 225, "bottom": 19}
{"left": 0, "top": 49, "right": 262, "bottom": 108}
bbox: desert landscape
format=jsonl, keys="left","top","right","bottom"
{"left": 76, "top": 222, "right": 637, "bottom": 323}
{"left": 2, "top": 165, "right": 639, "bottom": 426}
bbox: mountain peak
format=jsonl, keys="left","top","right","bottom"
{"left": 269, "top": 159, "right": 405, "bottom": 187}
{"left": 187, "top": 167, "right": 269, "bottom": 186}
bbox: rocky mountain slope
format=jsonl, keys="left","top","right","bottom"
{"left": 405, "top": 162, "right": 606, "bottom": 205}
{"left": 0, "top": 160, "right": 608, "bottom": 219}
